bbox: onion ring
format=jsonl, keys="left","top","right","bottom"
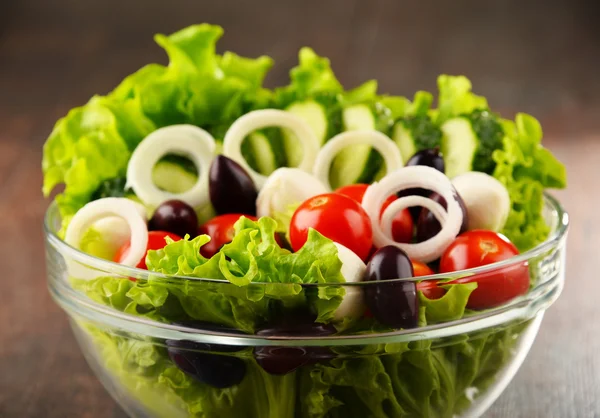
{"left": 222, "top": 109, "right": 320, "bottom": 189}
{"left": 126, "top": 125, "right": 216, "bottom": 208}
{"left": 312, "top": 130, "right": 404, "bottom": 191}
{"left": 65, "top": 198, "right": 149, "bottom": 279}
{"left": 380, "top": 195, "right": 447, "bottom": 238}
{"left": 362, "top": 166, "right": 463, "bottom": 262}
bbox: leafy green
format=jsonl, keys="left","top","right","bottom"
{"left": 275, "top": 47, "right": 343, "bottom": 106}
{"left": 493, "top": 113, "right": 567, "bottom": 250}
{"left": 43, "top": 24, "right": 274, "bottom": 234}
{"left": 419, "top": 282, "right": 478, "bottom": 324}
{"left": 90, "top": 177, "right": 129, "bottom": 201}
{"left": 398, "top": 114, "right": 443, "bottom": 152}
{"left": 434, "top": 75, "right": 488, "bottom": 124}
{"left": 78, "top": 227, "right": 118, "bottom": 260}
{"left": 42, "top": 101, "right": 138, "bottom": 233}
{"left": 71, "top": 217, "right": 343, "bottom": 327}
{"left": 468, "top": 109, "right": 505, "bottom": 174}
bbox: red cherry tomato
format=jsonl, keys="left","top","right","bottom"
{"left": 412, "top": 261, "right": 435, "bottom": 277}
{"left": 290, "top": 193, "right": 373, "bottom": 261}
{"left": 335, "top": 184, "right": 413, "bottom": 243}
{"left": 413, "top": 261, "right": 446, "bottom": 300}
{"left": 439, "top": 230, "right": 530, "bottom": 310}
{"left": 113, "top": 230, "right": 182, "bottom": 269}
{"left": 198, "top": 214, "right": 258, "bottom": 258}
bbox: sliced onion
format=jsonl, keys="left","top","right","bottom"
{"left": 256, "top": 168, "right": 328, "bottom": 218}
{"left": 362, "top": 166, "right": 463, "bottom": 263}
{"left": 65, "top": 198, "right": 149, "bottom": 279}
{"left": 222, "top": 109, "right": 320, "bottom": 189}
{"left": 126, "top": 125, "right": 216, "bottom": 208}
{"left": 313, "top": 130, "right": 404, "bottom": 191}
{"left": 380, "top": 196, "right": 447, "bottom": 237}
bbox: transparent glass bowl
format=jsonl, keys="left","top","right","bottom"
{"left": 45, "top": 195, "right": 568, "bottom": 418}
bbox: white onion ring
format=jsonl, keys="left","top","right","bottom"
{"left": 65, "top": 198, "right": 149, "bottom": 279}
{"left": 380, "top": 196, "right": 447, "bottom": 238}
{"left": 313, "top": 130, "right": 404, "bottom": 191}
{"left": 222, "top": 109, "right": 320, "bottom": 189}
{"left": 126, "top": 125, "right": 216, "bottom": 208}
{"left": 362, "top": 166, "right": 463, "bottom": 263}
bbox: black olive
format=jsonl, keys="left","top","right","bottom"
{"left": 364, "top": 246, "right": 418, "bottom": 329}
{"left": 254, "top": 322, "right": 336, "bottom": 375}
{"left": 416, "top": 191, "right": 468, "bottom": 243}
{"left": 406, "top": 148, "right": 445, "bottom": 173}
{"left": 397, "top": 148, "right": 445, "bottom": 219}
{"left": 149, "top": 200, "right": 198, "bottom": 238}
{"left": 209, "top": 155, "right": 257, "bottom": 216}
{"left": 166, "top": 321, "right": 247, "bottom": 388}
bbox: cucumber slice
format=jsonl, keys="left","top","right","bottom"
{"left": 240, "top": 127, "right": 286, "bottom": 176}
{"left": 246, "top": 132, "right": 278, "bottom": 175}
{"left": 329, "top": 104, "right": 376, "bottom": 188}
{"left": 283, "top": 100, "right": 329, "bottom": 167}
{"left": 152, "top": 159, "right": 198, "bottom": 194}
{"left": 440, "top": 117, "right": 478, "bottom": 178}
{"left": 392, "top": 122, "right": 416, "bottom": 164}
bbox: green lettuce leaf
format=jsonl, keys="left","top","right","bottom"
{"left": 42, "top": 101, "right": 134, "bottom": 233}
{"left": 148, "top": 217, "right": 345, "bottom": 323}
{"left": 43, "top": 24, "right": 273, "bottom": 234}
{"left": 419, "top": 282, "right": 478, "bottom": 324}
{"left": 73, "top": 216, "right": 346, "bottom": 333}
{"left": 434, "top": 75, "right": 488, "bottom": 124}
{"left": 284, "top": 47, "right": 343, "bottom": 101}
{"left": 493, "top": 113, "right": 567, "bottom": 250}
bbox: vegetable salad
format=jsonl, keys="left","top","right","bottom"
{"left": 43, "top": 23, "right": 566, "bottom": 418}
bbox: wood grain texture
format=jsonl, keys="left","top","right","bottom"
{"left": 0, "top": 0, "right": 599, "bottom": 417}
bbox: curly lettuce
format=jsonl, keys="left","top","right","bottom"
{"left": 492, "top": 113, "right": 567, "bottom": 250}
{"left": 43, "top": 24, "right": 273, "bottom": 234}
{"left": 73, "top": 216, "right": 345, "bottom": 331}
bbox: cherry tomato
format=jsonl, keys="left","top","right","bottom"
{"left": 334, "top": 184, "right": 413, "bottom": 243}
{"left": 198, "top": 214, "right": 258, "bottom": 258}
{"left": 439, "top": 230, "right": 530, "bottom": 310}
{"left": 114, "top": 230, "right": 182, "bottom": 269}
{"left": 413, "top": 261, "right": 446, "bottom": 300}
{"left": 290, "top": 193, "right": 373, "bottom": 261}
{"left": 412, "top": 261, "right": 435, "bottom": 277}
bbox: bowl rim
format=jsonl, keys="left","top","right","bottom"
{"left": 45, "top": 193, "right": 569, "bottom": 346}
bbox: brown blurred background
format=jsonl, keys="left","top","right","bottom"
{"left": 1, "top": 0, "right": 599, "bottom": 417}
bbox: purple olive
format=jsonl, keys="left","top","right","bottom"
{"left": 209, "top": 155, "right": 257, "bottom": 216}
{"left": 254, "top": 322, "right": 336, "bottom": 375}
{"left": 364, "top": 246, "right": 418, "bottom": 329}
{"left": 398, "top": 148, "right": 445, "bottom": 219}
{"left": 166, "top": 321, "right": 247, "bottom": 388}
{"left": 149, "top": 200, "right": 198, "bottom": 238}
{"left": 416, "top": 191, "right": 468, "bottom": 243}
{"left": 406, "top": 148, "right": 445, "bottom": 173}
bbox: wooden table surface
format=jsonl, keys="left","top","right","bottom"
{"left": 1, "top": 0, "right": 599, "bottom": 417}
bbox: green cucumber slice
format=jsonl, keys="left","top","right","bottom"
{"left": 329, "top": 104, "right": 376, "bottom": 188}
{"left": 282, "top": 100, "right": 329, "bottom": 167}
{"left": 392, "top": 122, "right": 416, "bottom": 165}
{"left": 152, "top": 158, "right": 198, "bottom": 194}
{"left": 440, "top": 117, "right": 479, "bottom": 178}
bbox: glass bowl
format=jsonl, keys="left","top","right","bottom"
{"left": 45, "top": 194, "right": 568, "bottom": 418}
